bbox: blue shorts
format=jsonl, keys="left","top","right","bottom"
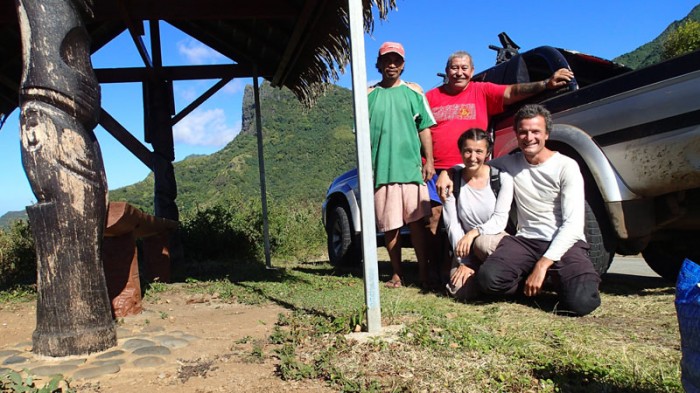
{"left": 426, "top": 173, "right": 442, "bottom": 205}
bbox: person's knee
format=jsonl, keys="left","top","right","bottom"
{"left": 472, "top": 233, "right": 506, "bottom": 262}
{"left": 560, "top": 278, "right": 601, "bottom": 316}
{"left": 476, "top": 262, "right": 504, "bottom": 294}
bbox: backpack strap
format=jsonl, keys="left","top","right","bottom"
{"left": 489, "top": 166, "right": 501, "bottom": 198}
{"left": 453, "top": 168, "right": 463, "bottom": 204}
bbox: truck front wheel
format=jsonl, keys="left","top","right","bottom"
{"left": 642, "top": 234, "right": 700, "bottom": 282}
{"left": 585, "top": 200, "right": 616, "bottom": 276}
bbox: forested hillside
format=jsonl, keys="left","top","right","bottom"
{"left": 614, "top": 3, "right": 700, "bottom": 68}
{"left": 110, "top": 83, "right": 357, "bottom": 216}
{"left": 0, "top": 211, "right": 27, "bottom": 229}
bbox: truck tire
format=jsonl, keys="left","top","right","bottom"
{"left": 642, "top": 235, "right": 700, "bottom": 282}
{"left": 585, "top": 200, "right": 616, "bottom": 276}
{"left": 327, "top": 205, "right": 358, "bottom": 267}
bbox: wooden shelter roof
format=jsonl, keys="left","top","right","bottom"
{"left": 0, "top": 0, "right": 396, "bottom": 127}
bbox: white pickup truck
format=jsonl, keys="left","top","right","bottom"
{"left": 323, "top": 38, "right": 700, "bottom": 281}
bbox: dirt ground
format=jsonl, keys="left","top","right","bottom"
{"left": 0, "top": 288, "right": 335, "bottom": 393}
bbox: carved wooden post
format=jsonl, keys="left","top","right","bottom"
{"left": 16, "top": 0, "right": 116, "bottom": 356}
{"left": 145, "top": 77, "right": 183, "bottom": 272}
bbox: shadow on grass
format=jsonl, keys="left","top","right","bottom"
{"left": 169, "top": 258, "right": 314, "bottom": 287}
{"left": 600, "top": 273, "right": 675, "bottom": 296}
{"left": 532, "top": 366, "right": 668, "bottom": 393}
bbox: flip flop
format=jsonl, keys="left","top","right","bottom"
{"left": 385, "top": 278, "right": 402, "bottom": 288}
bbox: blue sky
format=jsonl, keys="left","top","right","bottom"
{"left": 0, "top": 0, "right": 698, "bottom": 215}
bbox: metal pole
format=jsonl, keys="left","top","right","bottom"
{"left": 253, "top": 71, "right": 273, "bottom": 269}
{"left": 348, "top": 0, "right": 381, "bottom": 332}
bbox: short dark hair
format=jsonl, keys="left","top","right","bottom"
{"left": 514, "top": 104, "right": 552, "bottom": 134}
{"left": 457, "top": 128, "right": 491, "bottom": 153}
{"left": 445, "top": 51, "right": 473, "bottom": 72}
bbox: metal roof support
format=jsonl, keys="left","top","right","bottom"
{"left": 347, "top": 0, "right": 381, "bottom": 332}
{"left": 253, "top": 69, "right": 273, "bottom": 269}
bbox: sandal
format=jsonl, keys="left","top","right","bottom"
{"left": 384, "top": 278, "right": 402, "bottom": 288}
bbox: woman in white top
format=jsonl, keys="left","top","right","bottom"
{"left": 442, "top": 128, "right": 514, "bottom": 299}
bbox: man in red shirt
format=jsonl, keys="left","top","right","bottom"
{"left": 426, "top": 50, "right": 574, "bottom": 283}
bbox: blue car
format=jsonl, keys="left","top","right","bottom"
{"left": 322, "top": 168, "right": 411, "bottom": 266}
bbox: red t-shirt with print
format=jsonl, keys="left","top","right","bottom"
{"left": 426, "top": 82, "right": 507, "bottom": 169}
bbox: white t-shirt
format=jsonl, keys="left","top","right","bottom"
{"left": 491, "top": 152, "right": 586, "bottom": 261}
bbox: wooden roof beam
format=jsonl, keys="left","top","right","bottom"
{"left": 170, "top": 20, "right": 283, "bottom": 70}
{"left": 99, "top": 109, "right": 154, "bottom": 170}
{"left": 171, "top": 76, "right": 232, "bottom": 126}
{"left": 117, "top": 0, "right": 153, "bottom": 69}
{"left": 91, "top": 0, "right": 297, "bottom": 22}
{"left": 272, "top": 0, "right": 319, "bottom": 86}
{"left": 272, "top": 0, "right": 327, "bottom": 87}
{"left": 94, "top": 64, "right": 262, "bottom": 83}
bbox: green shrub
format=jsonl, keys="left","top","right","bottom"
{"left": 266, "top": 201, "right": 325, "bottom": 262}
{"left": 180, "top": 204, "right": 257, "bottom": 263}
{"left": 179, "top": 198, "right": 325, "bottom": 266}
{"left": 1, "top": 369, "right": 74, "bottom": 392}
{"left": 0, "top": 220, "right": 36, "bottom": 289}
{"left": 663, "top": 20, "right": 700, "bottom": 60}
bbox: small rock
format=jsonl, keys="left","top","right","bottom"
{"left": 0, "top": 350, "right": 21, "bottom": 358}
{"left": 2, "top": 355, "right": 29, "bottom": 365}
{"left": 122, "top": 338, "right": 155, "bottom": 350}
{"left": 91, "top": 359, "right": 125, "bottom": 367}
{"left": 154, "top": 335, "right": 190, "bottom": 349}
{"left": 31, "top": 364, "right": 78, "bottom": 376}
{"left": 96, "top": 349, "right": 124, "bottom": 359}
{"left": 132, "top": 356, "right": 166, "bottom": 367}
{"left": 72, "top": 364, "right": 120, "bottom": 380}
{"left": 59, "top": 359, "right": 87, "bottom": 366}
{"left": 133, "top": 346, "right": 171, "bottom": 356}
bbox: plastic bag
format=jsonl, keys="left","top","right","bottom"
{"left": 676, "top": 258, "right": 700, "bottom": 393}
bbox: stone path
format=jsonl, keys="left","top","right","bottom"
{"left": 0, "top": 321, "right": 200, "bottom": 381}
{"left": 0, "top": 291, "right": 337, "bottom": 392}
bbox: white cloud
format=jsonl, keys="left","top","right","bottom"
{"left": 173, "top": 108, "right": 240, "bottom": 147}
{"left": 177, "top": 39, "right": 225, "bottom": 65}
{"left": 174, "top": 85, "right": 198, "bottom": 102}
{"left": 222, "top": 79, "right": 246, "bottom": 95}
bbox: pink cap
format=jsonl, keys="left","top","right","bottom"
{"left": 378, "top": 42, "right": 405, "bottom": 59}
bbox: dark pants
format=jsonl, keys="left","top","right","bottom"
{"left": 477, "top": 236, "right": 601, "bottom": 316}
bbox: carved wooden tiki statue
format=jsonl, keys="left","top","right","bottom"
{"left": 15, "top": 0, "right": 116, "bottom": 356}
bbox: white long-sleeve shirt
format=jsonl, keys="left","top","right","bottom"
{"left": 490, "top": 152, "right": 586, "bottom": 261}
{"left": 442, "top": 167, "right": 514, "bottom": 256}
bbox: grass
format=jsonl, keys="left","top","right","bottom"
{"left": 0, "top": 285, "right": 35, "bottom": 304}
{"left": 1, "top": 258, "right": 682, "bottom": 392}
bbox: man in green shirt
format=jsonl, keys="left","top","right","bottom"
{"left": 368, "top": 42, "right": 437, "bottom": 288}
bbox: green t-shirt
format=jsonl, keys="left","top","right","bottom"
{"left": 368, "top": 82, "right": 436, "bottom": 187}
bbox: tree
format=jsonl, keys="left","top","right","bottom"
{"left": 663, "top": 20, "right": 700, "bottom": 60}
